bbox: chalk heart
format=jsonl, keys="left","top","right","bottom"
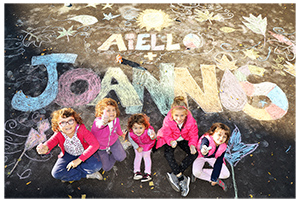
{"left": 219, "top": 69, "right": 247, "bottom": 111}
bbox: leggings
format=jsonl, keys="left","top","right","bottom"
{"left": 164, "top": 140, "right": 197, "bottom": 175}
{"left": 134, "top": 149, "right": 152, "bottom": 174}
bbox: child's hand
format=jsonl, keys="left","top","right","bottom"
{"left": 36, "top": 143, "right": 48, "bottom": 154}
{"left": 170, "top": 140, "right": 177, "bottom": 148}
{"left": 137, "top": 147, "right": 143, "bottom": 153}
{"left": 149, "top": 130, "right": 156, "bottom": 140}
{"left": 190, "top": 145, "right": 197, "bottom": 154}
{"left": 201, "top": 145, "right": 212, "bottom": 155}
{"left": 122, "top": 129, "right": 128, "bottom": 140}
{"left": 95, "top": 119, "right": 104, "bottom": 128}
{"left": 66, "top": 158, "right": 82, "bottom": 171}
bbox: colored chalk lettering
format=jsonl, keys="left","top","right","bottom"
{"left": 11, "top": 53, "right": 78, "bottom": 112}
{"left": 98, "top": 34, "right": 127, "bottom": 51}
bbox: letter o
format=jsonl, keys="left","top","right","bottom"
{"left": 55, "top": 68, "right": 101, "bottom": 107}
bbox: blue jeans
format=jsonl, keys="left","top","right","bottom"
{"left": 51, "top": 152, "right": 102, "bottom": 181}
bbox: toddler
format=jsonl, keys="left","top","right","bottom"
{"left": 127, "top": 113, "right": 156, "bottom": 182}
{"left": 156, "top": 96, "right": 198, "bottom": 197}
{"left": 192, "top": 122, "right": 231, "bottom": 191}
{"left": 91, "top": 98, "right": 126, "bottom": 171}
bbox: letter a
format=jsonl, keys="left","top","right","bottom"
{"left": 98, "top": 34, "right": 127, "bottom": 51}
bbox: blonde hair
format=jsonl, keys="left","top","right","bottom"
{"left": 171, "top": 96, "right": 188, "bottom": 116}
{"left": 95, "top": 98, "right": 120, "bottom": 117}
{"left": 51, "top": 108, "right": 83, "bottom": 132}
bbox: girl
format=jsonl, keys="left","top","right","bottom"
{"left": 156, "top": 96, "right": 198, "bottom": 197}
{"left": 192, "top": 122, "right": 231, "bottom": 191}
{"left": 91, "top": 98, "right": 126, "bottom": 172}
{"left": 36, "top": 108, "right": 103, "bottom": 182}
{"left": 127, "top": 113, "right": 156, "bottom": 182}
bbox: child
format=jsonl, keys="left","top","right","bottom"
{"left": 127, "top": 113, "right": 156, "bottom": 182}
{"left": 156, "top": 96, "right": 198, "bottom": 197}
{"left": 36, "top": 108, "right": 103, "bottom": 182}
{"left": 192, "top": 122, "right": 231, "bottom": 191}
{"left": 91, "top": 98, "right": 126, "bottom": 172}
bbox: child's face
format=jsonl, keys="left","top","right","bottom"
{"left": 104, "top": 105, "right": 117, "bottom": 122}
{"left": 172, "top": 109, "right": 187, "bottom": 125}
{"left": 212, "top": 128, "right": 228, "bottom": 146}
{"left": 58, "top": 116, "right": 77, "bottom": 136}
{"left": 132, "top": 123, "right": 146, "bottom": 136}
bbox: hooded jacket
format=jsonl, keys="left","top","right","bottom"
{"left": 156, "top": 108, "right": 198, "bottom": 149}
{"left": 129, "top": 126, "right": 156, "bottom": 151}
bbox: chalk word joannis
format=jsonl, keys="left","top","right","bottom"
{"left": 11, "top": 53, "right": 288, "bottom": 121}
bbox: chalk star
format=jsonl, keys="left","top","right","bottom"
{"left": 259, "top": 100, "right": 268, "bottom": 107}
{"left": 102, "top": 3, "right": 113, "bottom": 10}
{"left": 215, "top": 54, "right": 238, "bottom": 70}
{"left": 103, "top": 13, "right": 120, "bottom": 21}
{"left": 144, "top": 52, "right": 157, "bottom": 61}
{"left": 56, "top": 26, "right": 76, "bottom": 42}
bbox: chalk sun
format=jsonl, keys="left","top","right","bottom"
{"left": 136, "top": 9, "right": 172, "bottom": 32}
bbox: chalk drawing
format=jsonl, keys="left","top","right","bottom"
{"left": 4, "top": 36, "right": 25, "bottom": 58}
{"left": 129, "top": 63, "right": 175, "bottom": 115}
{"left": 174, "top": 65, "right": 223, "bottom": 113}
{"left": 68, "top": 15, "right": 98, "bottom": 26}
{"left": 144, "top": 52, "right": 157, "bottom": 61}
{"left": 21, "top": 26, "right": 56, "bottom": 48}
{"left": 219, "top": 69, "right": 247, "bottom": 112}
{"left": 137, "top": 9, "right": 173, "bottom": 32}
{"left": 242, "top": 48, "right": 260, "bottom": 60}
{"left": 194, "top": 9, "right": 222, "bottom": 24}
{"left": 125, "top": 33, "right": 136, "bottom": 50}
{"left": 118, "top": 5, "right": 140, "bottom": 26}
{"left": 166, "top": 34, "right": 180, "bottom": 51}
{"left": 151, "top": 34, "right": 165, "bottom": 50}
{"left": 225, "top": 125, "right": 259, "bottom": 198}
{"left": 56, "top": 26, "right": 77, "bottom": 42}
{"left": 7, "top": 119, "right": 50, "bottom": 176}
{"left": 11, "top": 53, "right": 78, "bottom": 112}
{"left": 103, "top": 13, "right": 121, "bottom": 21}
{"left": 55, "top": 68, "right": 101, "bottom": 107}
{"left": 242, "top": 14, "right": 267, "bottom": 46}
{"left": 183, "top": 33, "right": 203, "bottom": 49}
{"left": 214, "top": 53, "right": 238, "bottom": 71}
{"left": 88, "top": 67, "right": 142, "bottom": 114}
{"left": 136, "top": 34, "right": 151, "bottom": 50}
{"left": 102, "top": 3, "right": 113, "bottom": 10}
{"left": 98, "top": 34, "right": 127, "bottom": 51}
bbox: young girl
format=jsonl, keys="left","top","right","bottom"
{"left": 127, "top": 113, "right": 156, "bottom": 182}
{"left": 91, "top": 98, "right": 126, "bottom": 171}
{"left": 192, "top": 122, "right": 231, "bottom": 191}
{"left": 156, "top": 96, "right": 198, "bottom": 197}
{"left": 36, "top": 108, "right": 103, "bottom": 182}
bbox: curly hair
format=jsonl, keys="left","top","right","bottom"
{"left": 207, "top": 122, "right": 231, "bottom": 144}
{"left": 95, "top": 98, "right": 120, "bottom": 118}
{"left": 51, "top": 108, "right": 83, "bottom": 132}
{"left": 127, "top": 113, "right": 150, "bottom": 132}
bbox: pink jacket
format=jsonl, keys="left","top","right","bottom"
{"left": 156, "top": 109, "right": 199, "bottom": 149}
{"left": 129, "top": 126, "right": 156, "bottom": 151}
{"left": 91, "top": 117, "right": 123, "bottom": 150}
{"left": 44, "top": 124, "right": 99, "bottom": 162}
{"left": 197, "top": 133, "right": 227, "bottom": 159}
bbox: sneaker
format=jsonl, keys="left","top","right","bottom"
{"left": 133, "top": 172, "right": 143, "bottom": 180}
{"left": 141, "top": 173, "right": 152, "bottom": 182}
{"left": 166, "top": 172, "right": 180, "bottom": 192}
{"left": 86, "top": 171, "right": 103, "bottom": 180}
{"left": 179, "top": 176, "right": 190, "bottom": 197}
{"left": 217, "top": 179, "right": 227, "bottom": 192}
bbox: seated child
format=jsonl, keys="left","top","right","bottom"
{"left": 192, "top": 122, "right": 231, "bottom": 191}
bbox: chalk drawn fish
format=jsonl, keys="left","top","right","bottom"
{"left": 268, "top": 31, "right": 295, "bottom": 48}
{"left": 68, "top": 15, "right": 98, "bottom": 26}
{"left": 225, "top": 125, "right": 259, "bottom": 198}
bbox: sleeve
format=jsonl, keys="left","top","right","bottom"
{"left": 44, "top": 132, "right": 60, "bottom": 152}
{"left": 210, "top": 152, "right": 225, "bottom": 182}
{"left": 78, "top": 125, "right": 100, "bottom": 162}
{"left": 128, "top": 134, "right": 139, "bottom": 150}
{"left": 91, "top": 117, "right": 107, "bottom": 131}
{"left": 116, "top": 118, "right": 123, "bottom": 136}
{"left": 161, "top": 119, "right": 176, "bottom": 146}
{"left": 187, "top": 118, "right": 199, "bottom": 147}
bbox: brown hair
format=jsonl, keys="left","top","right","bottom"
{"left": 95, "top": 98, "right": 120, "bottom": 117}
{"left": 207, "top": 122, "right": 231, "bottom": 144}
{"left": 127, "top": 113, "right": 150, "bottom": 132}
{"left": 51, "top": 108, "right": 83, "bottom": 132}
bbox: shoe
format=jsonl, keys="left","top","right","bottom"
{"left": 166, "top": 172, "right": 180, "bottom": 192}
{"left": 86, "top": 171, "right": 103, "bottom": 180}
{"left": 217, "top": 179, "right": 227, "bottom": 192}
{"left": 141, "top": 173, "right": 152, "bottom": 182}
{"left": 133, "top": 172, "right": 143, "bottom": 180}
{"left": 179, "top": 176, "right": 190, "bottom": 197}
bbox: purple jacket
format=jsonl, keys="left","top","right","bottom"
{"left": 91, "top": 117, "right": 123, "bottom": 150}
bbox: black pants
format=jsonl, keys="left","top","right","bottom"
{"left": 164, "top": 140, "right": 198, "bottom": 176}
